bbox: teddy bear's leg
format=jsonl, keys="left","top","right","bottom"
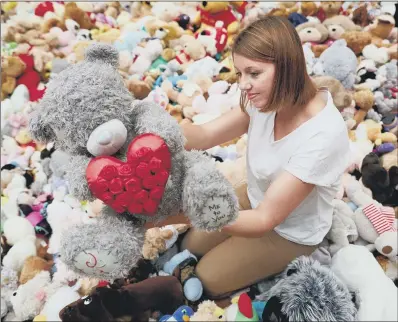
{"left": 182, "top": 151, "right": 239, "bottom": 231}
{"left": 59, "top": 210, "right": 145, "bottom": 280}
{"left": 63, "top": 154, "right": 96, "bottom": 202}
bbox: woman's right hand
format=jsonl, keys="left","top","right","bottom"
{"left": 181, "top": 107, "right": 250, "bottom": 151}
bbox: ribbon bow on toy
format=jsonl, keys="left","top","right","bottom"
{"left": 362, "top": 203, "right": 397, "bottom": 235}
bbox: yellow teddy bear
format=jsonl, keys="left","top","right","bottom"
{"left": 362, "top": 119, "right": 398, "bottom": 146}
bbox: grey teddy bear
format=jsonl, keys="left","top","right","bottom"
{"left": 313, "top": 39, "right": 357, "bottom": 89}
{"left": 259, "top": 256, "right": 357, "bottom": 321}
{"left": 28, "top": 43, "right": 238, "bottom": 280}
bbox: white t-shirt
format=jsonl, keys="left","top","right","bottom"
{"left": 246, "top": 90, "right": 350, "bottom": 245}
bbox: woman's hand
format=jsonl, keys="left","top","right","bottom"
{"left": 221, "top": 171, "right": 315, "bottom": 237}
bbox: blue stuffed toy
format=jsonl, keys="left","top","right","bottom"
{"left": 163, "top": 249, "right": 203, "bottom": 302}
{"left": 159, "top": 305, "right": 194, "bottom": 322}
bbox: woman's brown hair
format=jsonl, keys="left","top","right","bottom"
{"left": 232, "top": 16, "right": 317, "bottom": 113}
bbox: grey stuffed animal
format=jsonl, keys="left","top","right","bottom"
{"left": 313, "top": 39, "right": 357, "bottom": 89}
{"left": 259, "top": 256, "right": 357, "bottom": 321}
{"left": 28, "top": 43, "right": 238, "bottom": 280}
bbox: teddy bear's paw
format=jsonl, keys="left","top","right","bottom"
{"left": 187, "top": 193, "right": 239, "bottom": 231}
{"left": 59, "top": 215, "right": 145, "bottom": 280}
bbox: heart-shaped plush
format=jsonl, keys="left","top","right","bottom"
{"left": 86, "top": 133, "right": 171, "bottom": 216}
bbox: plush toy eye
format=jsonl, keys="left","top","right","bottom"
{"left": 12, "top": 292, "right": 17, "bottom": 296}
{"left": 286, "top": 268, "right": 297, "bottom": 276}
{"left": 181, "top": 309, "right": 187, "bottom": 314}
{"left": 83, "top": 296, "right": 92, "bottom": 305}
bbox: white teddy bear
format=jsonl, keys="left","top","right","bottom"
{"left": 10, "top": 271, "right": 56, "bottom": 321}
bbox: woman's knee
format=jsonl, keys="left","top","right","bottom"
{"left": 195, "top": 258, "right": 229, "bottom": 299}
{"left": 181, "top": 229, "right": 229, "bottom": 257}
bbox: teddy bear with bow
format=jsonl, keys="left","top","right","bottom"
{"left": 28, "top": 43, "right": 239, "bottom": 280}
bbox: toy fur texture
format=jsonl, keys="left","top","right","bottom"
{"left": 259, "top": 256, "right": 357, "bottom": 322}
{"left": 28, "top": 43, "right": 238, "bottom": 280}
{"left": 59, "top": 276, "right": 184, "bottom": 321}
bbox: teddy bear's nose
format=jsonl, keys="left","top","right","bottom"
{"left": 97, "top": 131, "right": 112, "bottom": 145}
{"left": 87, "top": 119, "right": 128, "bottom": 156}
{"left": 202, "top": 1, "right": 208, "bottom": 7}
{"left": 332, "top": 28, "right": 336, "bottom": 32}
{"left": 307, "top": 30, "right": 312, "bottom": 33}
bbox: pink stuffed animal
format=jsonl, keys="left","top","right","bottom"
{"left": 6, "top": 112, "right": 28, "bottom": 137}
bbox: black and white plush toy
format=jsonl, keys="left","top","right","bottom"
{"left": 28, "top": 43, "right": 238, "bottom": 280}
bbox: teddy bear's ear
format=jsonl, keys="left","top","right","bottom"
{"left": 84, "top": 43, "right": 119, "bottom": 68}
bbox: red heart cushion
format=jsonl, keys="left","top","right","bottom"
{"left": 86, "top": 133, "right": 171, "bottom": 216}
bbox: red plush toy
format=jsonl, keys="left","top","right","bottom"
{"left": 16, "top": 54, "right": 46, "bottom": 102}
{"left": 34, "top": 1, "right": 55, "bottom": 17}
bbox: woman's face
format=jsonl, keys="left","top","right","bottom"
{"left": 233, "top": 53, "right": 276, "bottom": 109}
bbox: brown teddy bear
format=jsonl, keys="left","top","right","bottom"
{"left": 145, "top": 19, "right": 185, "bottom": 47}
{"left": 323, "top": 15, "right": 362, "bottom": 40}
{"left": 365, "top": 14, "right": 396, "bottom": 48}
{"left": 142, "top": 224, "right": 189, "bottom": 261}
{"left": 353, "top": 90, "right": 374, "bottom": 127}
{"left": 352, "top": 5, "right": 372, "bottom": 27}
{"left": 340, "top": 31, "right": 372, "bottom": 56}
{"left": 61, "top": 2, "right": 95, "bottom": 30}
{"left": 1, "top": 56, "right": 26, "bottom": 100}
{"left": 318, "top": 1, "right": 342, "bottom": 21}
{"left": 42, "top": 17, "right": 64, "bottom": 33}
{"left": 125, "top": 78, "right": 152, "bottom": 100}
{"left": 300, "top": 2, "right": 319, "bottom": 17}
{"left": 312, "top": 75, "right": 354, "bottom": 111}
{"left": 104, "top": 2, "right": 122, "bottom": 19}
{"left": 166, "top": 104, "right": 184, "bottom": 123}
{"left": 268, "top": 1, "right": 299, "bottom": 17}
{"left": 19, "top": 256, "right": 53, "bottom": 285}
{"left": 296, "top": 21, "right": 329, "bottom": 44}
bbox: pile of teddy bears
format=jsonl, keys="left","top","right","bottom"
{"left": 1, "top": 1, "right": 397, "bottom": 321}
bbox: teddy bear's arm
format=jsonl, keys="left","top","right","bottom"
{"left": 63, "top": 154, "right": 95, "bottom": 202}
{"left": 130, "top": 100, "right": 186, "bottom": 154}
{"left": 28, "top": 108, "right": 56, "bottom": 144}
{"left": 182, "top": 150, "right": 239, "bottom": 231}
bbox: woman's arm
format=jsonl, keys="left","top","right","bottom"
{"left": 181, "top": 107, "right": 250, "bottom": 151}
{"left": 221, "top": 171, "right": 315, "bottom": 238}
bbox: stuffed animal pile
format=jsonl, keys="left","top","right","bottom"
{"left": 1, "top": 1, "right": 397, "bottom": 321}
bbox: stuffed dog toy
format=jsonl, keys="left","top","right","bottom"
{"left": 59, "top": 276, "right": 183, "bottom": 321}
{"left": 259, "top": 256, "right": 357, "bottom": 321}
